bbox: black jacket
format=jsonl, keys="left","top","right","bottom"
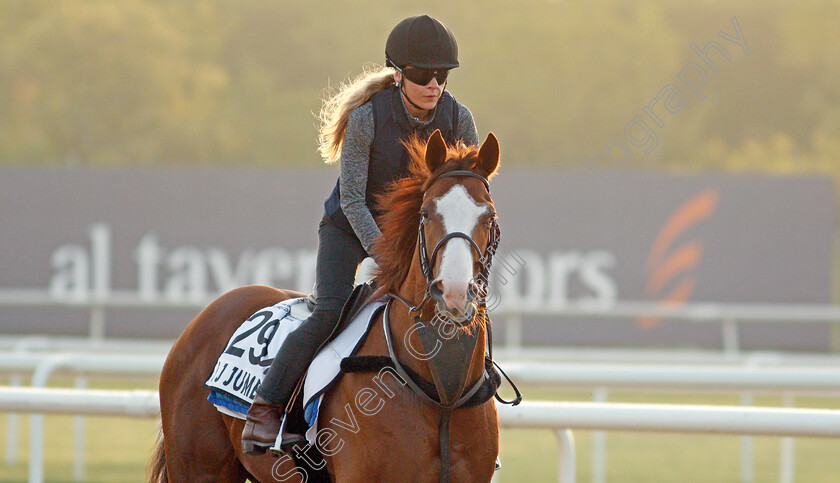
{"left": 324, "top": 86, "right": 460, "bottom": 232}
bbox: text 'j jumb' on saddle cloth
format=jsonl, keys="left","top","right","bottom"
{"left": 204, "top": 295, "right": 387, "bottom": 437}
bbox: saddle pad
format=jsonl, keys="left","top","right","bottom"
{"left": 205, "top": 297, "right": 310, "bottom": 410}
{"left": 205, "top": 296, "right": 387, "bottom": 426}
{"left": 301, "top": 298, "right": 385, "bottom": 424}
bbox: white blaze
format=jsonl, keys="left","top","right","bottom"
{"left": 433, "top": 185, "right": 487, "bottom": 311}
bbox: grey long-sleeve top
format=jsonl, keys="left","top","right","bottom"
{"left": 339, "top": 100, "right": 479, "bottom": 253}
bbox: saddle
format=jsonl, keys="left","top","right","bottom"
{"left": 204, "top": 282, "right": 381, "bottom": 409}
{"left": 281, "top": 280, "right": 378, "bottom": 426}
{"left": 327, "top": 280, "right": 379, "bottom": 342}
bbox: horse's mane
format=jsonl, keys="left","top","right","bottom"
{"left": 371, "top": 136, "right": 483, "bottom": 299}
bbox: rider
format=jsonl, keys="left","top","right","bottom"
{"left": 241, "top": 14, "right": 480, "bottom": 454}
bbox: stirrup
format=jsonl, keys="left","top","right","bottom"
{"left": 242, "top": 438, "right": 272, "bottom": 455}
{"left": 269, "top": 433, "right": 307, "bottom": 457}
{"left": 269, "top": 417, "right": 307, "bottom": 457}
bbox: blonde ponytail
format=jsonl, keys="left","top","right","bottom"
{"left": 317, "top": 65, "right": 395, "bottom": 164}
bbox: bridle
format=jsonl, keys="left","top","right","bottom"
{"left": 382, "top": 169, "right": 519, "bottom": 483}
{"left": 415, "top": 170, "right": 501, "bottom": 318}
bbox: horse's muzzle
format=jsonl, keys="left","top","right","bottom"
{"left": 431, "top": 284, "right": 478, "bottom": 327}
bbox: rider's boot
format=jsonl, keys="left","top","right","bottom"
{"left": 241, "top": 395, "right": 284, "bottom": 455}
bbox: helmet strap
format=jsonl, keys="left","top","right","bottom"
{"left": 399, "top": 81, "right": 427, "bottom": 111}
{"left": 398, "top": 81, "right": 446, "bottom": 115}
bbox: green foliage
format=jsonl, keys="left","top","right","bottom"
{"left": 0, "top": 0, "right": 837, "bottom": 177}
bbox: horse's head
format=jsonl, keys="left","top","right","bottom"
{"left": 372, "top": 130, "right": 501, "bottom": 325}
{"left": 417, "top": 130, "right": 500, "bottom": 323}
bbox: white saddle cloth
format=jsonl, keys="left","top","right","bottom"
{"left": 205, "top": 295, "right": 386, "bottom": 434}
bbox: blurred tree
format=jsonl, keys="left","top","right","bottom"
{"left": 0, "top": 0, "right": 836, "bottom": 174}
{"left": 451, "top": 0, "right": 683, "bottom": 165}
{"left": 0, "top": 0, "right": 230, "bottom": 164}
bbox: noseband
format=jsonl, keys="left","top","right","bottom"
{"left": 417, "top": 170, "right": 501, "bottom": 314}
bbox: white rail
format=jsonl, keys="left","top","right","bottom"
{"left": 0, "top": 353, "right": 165, "bottom": 376}
{"left": 499, "top": 362, "right": 840, "bottom": 483}
{"left": 3, "top": 288, "right": 840, "bottom": 352}
{"left": 8, "top": 334, "right": 840, "bottom": 368}
{"left": 1, "top": 354, "right": 164, "bottom": 482}
{"left": 9, "top": 356, "right": 840, "bottom": 393}
{"left": 0, "top": 335, "right": 172, "bottom": 355}
{"left": 496, "top": 347, "right": 840, "bottom": 366}
{"left": 496, "top": 401, "right": 840, "bottom": 438}
{"left": 0, "top": 387, "right": 159, "bottom": 417}
{"left": 4, "top": 289, "right": 840, "bottom": 483}
{"left": 501, "top": 362, "right": 840, "bottom": 393}
{"left": 2, "top": 387, "right": 840, "bottom": 483}
{"left": 4, "top": 288, "right": 840, "bottom": 321}
{"left": 4, "top": 354, "right": 840, "bottom": 482}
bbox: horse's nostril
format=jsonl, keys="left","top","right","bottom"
{"left": 441, "top": 282, "right": 469, "bottom": 312}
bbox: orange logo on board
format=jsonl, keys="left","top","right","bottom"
{"left": 639, "top": 189, "right": 718, "bottom": 328}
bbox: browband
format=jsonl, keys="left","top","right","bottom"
{"left": 432, "top": 170, "right": 490, "bottom": 193}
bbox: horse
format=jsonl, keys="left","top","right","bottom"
{"left": 149, "top": 129, "right": 503, "bottom": 483}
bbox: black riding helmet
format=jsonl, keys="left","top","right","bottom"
{"left": 385, "top": 15, "right": 459, "bottom": 70}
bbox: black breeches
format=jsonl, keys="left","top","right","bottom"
{"left": 256, "top": 213, "right": 368, "bottom": 405}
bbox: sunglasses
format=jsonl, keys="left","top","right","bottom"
{"left": 400, "top": 66, "right": 449, "bottom": 86}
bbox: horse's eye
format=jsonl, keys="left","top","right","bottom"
{"left": 420, "top": 209, "right": 430, "bottom": 223}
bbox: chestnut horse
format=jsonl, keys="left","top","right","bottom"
{"left": 149, "top": 130, "right": 503, "bottom": 482}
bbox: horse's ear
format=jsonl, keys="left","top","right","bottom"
{"left": 425, "top": 129, "right": 447, "bottom": 173}
{"left": 476, "top": 132, "right": 500, "bottom": 178}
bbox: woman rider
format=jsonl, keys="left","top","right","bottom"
{"left": 242, "top": 15, "right": 479, "bottom": 454}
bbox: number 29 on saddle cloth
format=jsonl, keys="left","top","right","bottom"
{"left": 204, "top": 282, "right": 384, "bottom": 421}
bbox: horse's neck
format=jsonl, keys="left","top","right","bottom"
{"left": 390, "top": 258, "right": 488, "bottom": 404}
